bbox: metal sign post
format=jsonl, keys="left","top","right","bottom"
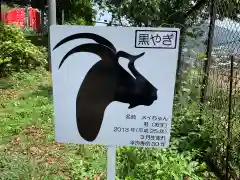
{"left": 47, "top": 0, "right": 56, "bottom": 72}
{"left": 107, "top": 146, "right": 117, "bottom": 180}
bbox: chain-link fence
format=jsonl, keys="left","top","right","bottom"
{"left": 180, "top": 0, "right": 240, "bottom": 179}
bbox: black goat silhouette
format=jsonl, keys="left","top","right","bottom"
{"left": 53, "top": 33, "right": 158, "bottom": 142}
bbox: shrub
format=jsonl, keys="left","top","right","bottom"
{"left": 116, "top": 146, "right": 206, "bottom": 180}
{"left": 20, "top": 27, "right": 38, "bottom": 36}
{"left": 172, "top": 66, "right": 240, "bottom": 177}
{"left": 0, "top": 23, "right": 47, "bottom": 77}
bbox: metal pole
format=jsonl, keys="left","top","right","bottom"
{"left": 199, "top": 0, "right": 217, "bottom": 125}
{"left": 201, "top": 0, "right": 217, "bottom": 104}
{"left": 47, "top": 0, "right": 57, "bottom": 72}
{"left": 48, "top": 0, "right": 57, "bottom": 26}
{"left": 226, "top": 55, "right": 234, "bottom": 180}
{"left": 107, "top": 145, "right": 116, "bottom": 180}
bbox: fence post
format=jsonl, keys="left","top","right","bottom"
{"left": 226, "top": 55, "right": 234, "bottom": 180}
{"left": 200, "top": 0, "right": 217, "bottom": 105}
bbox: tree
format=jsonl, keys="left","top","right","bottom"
{"left": 1, "top": 0, "right": 31, "bottom": 6}
{"left": 95, "top": 0, "right": 240, "bottom": 81}
{"left": 57, "top": 0, "right": 96, "bottom": 25}
{"left": 95, "top": 0, "right": 240, "bottom": 26}
{"left": 94, "top": 0, "right": 208, "bottom": 80}
{"left": 95, "top": 0, "right": 208, "bottom": 26}
{"left": 1, "top": 0, "right": 96, "bottom": 25}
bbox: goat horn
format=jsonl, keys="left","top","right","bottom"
{"left": 53, "top": 33, "right": 116, "bottom": 52}
{"left": 58, "top": 43, "right": 116, "bottom": 69}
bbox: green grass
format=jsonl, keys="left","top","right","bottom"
{"left": 0, "top": 68, "right": 107, "bottom": 180}
{"left": 0, "top": 68, "right": 216, "bottom": 180}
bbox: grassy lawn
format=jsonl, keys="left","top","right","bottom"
{"left": 0, "top": 68, "right": 106, "bottom": 180}
{"left": 0, "top": 68, "right": 219, "bottom": 180}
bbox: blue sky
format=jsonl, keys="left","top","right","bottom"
{"left": 95, "top": 8, "right": 111, "bottom": 26}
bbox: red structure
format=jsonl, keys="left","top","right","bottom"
{"left": 1, "top": 7, "right": 41, "bottom": 33}
{"left": 7, "top": 8, "right": 25, "bottom": 28}
{"left": 28, "top": 8, "right": 41, "bottom": 33}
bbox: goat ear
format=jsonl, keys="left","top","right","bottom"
{"left": 117, "top": 51, "right": 145, "bottom": 61}
{"left": 134, "top": 52, "right": 145, "bottom": 60}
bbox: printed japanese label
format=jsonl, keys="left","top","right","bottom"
{"left": 112, "top": 114, "right": 171, "bottom": 147}
{"left": 135, "top": 30, "right": 178, "bottom": 49}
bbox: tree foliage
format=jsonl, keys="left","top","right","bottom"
{"left": 0, "top": 24, "right": 47, "bottom": 76}
{"left": 1, "top": 0, "right": 47, "bottom": 9}
{"left": 57, "top": 0, "right": 96, "bottom": 25}
{"left": 96, "top": 0, "right": 240, "bottom": 27}
{"left": 1, "top": 0, "right": 96, "bottom": 25}
{"left": 95, "top": 0, "right": 207, "bottom": 27}
{"left": 95, "top": 0, "right": 240, "bottom": 82}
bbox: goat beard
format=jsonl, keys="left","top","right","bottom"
{"left": 128, "top": 104, "right": 137, "bottom": 109}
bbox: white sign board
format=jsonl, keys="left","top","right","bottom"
{"left": 50, "top": 25, "right": 180, "bottom": 148}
